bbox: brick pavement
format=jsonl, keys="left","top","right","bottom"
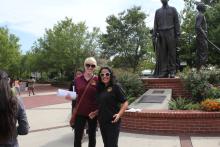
{"left": 20, "top": 83, "right": 69, "bottom": 109}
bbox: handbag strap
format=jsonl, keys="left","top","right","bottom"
{"left": 74, "top": 75, "right": 94, "bottom": 113}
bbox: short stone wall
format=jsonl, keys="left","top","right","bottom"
{"left": 121, "top": 110, "right": 220, "bottom": 135}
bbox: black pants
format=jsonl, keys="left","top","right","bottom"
{"left": 74, "top": 115, "right": 97, "bottom": 147}
{"left": 99, "top": 121, "right": 120, "bottom": 147}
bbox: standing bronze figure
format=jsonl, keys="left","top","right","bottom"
{"left": 195, "top": 2, "right": 208, "bottom": 70}
{"left": 153, "top": 0, "right": 180, "bottom": 78}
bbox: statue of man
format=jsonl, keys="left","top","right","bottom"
{"left": 153, "top": 0, "right": 180, "bottom": 78}
{"left": 195, "top": 2, "right": 208, "bottom": 70}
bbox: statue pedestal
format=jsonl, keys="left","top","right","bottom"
{"left": 121, "top": 77, "right": 220, "bottom": 135}
{"left": 141, "top": 77, "right": 190, "bottom": 98}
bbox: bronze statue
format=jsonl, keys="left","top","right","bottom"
{"left": 153, "top": 0, "right": 180, "bottom": 78}
{"left": 195, "top": 2, "right": 208, "bottom": 70}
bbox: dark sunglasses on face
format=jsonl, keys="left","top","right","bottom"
{"left": 85, "top": 64, "right": 96, "bottom": 68}
{"left": 100, "top": 73, "right": 111, "bottom": 77}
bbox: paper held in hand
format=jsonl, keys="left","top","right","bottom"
{"left": 57, "top": 89, "right": 77, "bottom": 100}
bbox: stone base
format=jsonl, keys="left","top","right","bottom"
{"left": 129, "top": 89, "right": 172, "bottom": 110}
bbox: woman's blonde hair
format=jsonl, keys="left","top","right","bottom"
{"left": 84, "top": 57, "right": 97, "bottom": 67}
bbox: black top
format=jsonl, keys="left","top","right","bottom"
{"left": 96, "top": 83, "right": 127, "bottom": 123}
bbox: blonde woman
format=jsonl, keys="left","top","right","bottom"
{"left": 71, "top": 57, "right": 98, "bottom": 147}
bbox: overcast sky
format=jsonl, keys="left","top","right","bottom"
{"left": 0, "top": 0, "right": 185, "bottom": 53}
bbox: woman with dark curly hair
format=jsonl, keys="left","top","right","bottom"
{"left": 0, "top": 70, "right": 29, "bottom": 147}
{"left": 96, "top": 67, "right": 128, "bottom": 147}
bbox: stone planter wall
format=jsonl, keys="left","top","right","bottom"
{"left": 121, "top": 110, "right": 220, "bottom": 135}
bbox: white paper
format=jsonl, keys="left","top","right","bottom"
{"left": 125, "top": 108, "right": 142, "bottom": 112}
{"left": 57, "top": 89, "right": 77, "bottom": 100}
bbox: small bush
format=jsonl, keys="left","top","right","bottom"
{"left": 206, "top": 87, "right": 220, "bottom": 99}
{"left": 169, "top": 97, "right": 200, "bottom": 110}
{"left": 207, "top": 68, "right": 220, "bottom": 85}
{"left": 179, "top": 68, "right": 211, "bottom": 102}
{"left": 114, "top": 68, "right": 145, "bottom": 103}
{"left": 201, "top": 98, "right": 220, "bottom": 111}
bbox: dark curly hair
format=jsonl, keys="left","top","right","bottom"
{"left": 0, "top": 70, "right": 18, "bottom": 141}
{"left": 97, "top": 67, "right": 116, "bottom": 92}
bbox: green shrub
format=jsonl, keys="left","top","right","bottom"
{"left": 114, "top": 68, "right": 145, "bottom": 103}
{"left": 206, "top": 87, "right": 220, "bottom": 99}
{"left": 169, "top": 97, "right": 200, "bottom": 110}
{"left": 179, "top": 68, "right": 211, "bottom": 102}
{"left": 207, "top": 68, "right": 220, "bottom": 85}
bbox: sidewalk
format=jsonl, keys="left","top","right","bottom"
{"left": 19, "top": 103, "right": 182, "bottom": 147}
{"left": 17, "top": 84, "right": 220, "bottom": 147}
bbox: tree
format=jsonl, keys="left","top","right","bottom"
{"left": 206, "top": 1, "right": 220, "bottom": 66}
{"left": 30, "top": 17, "right": 100, "bottom": 78}
{"left": 0, "top": 27, "right": 21, "bottom": 76}
{"left": 179, "top": 0, "right": 197, "bottom": 67}
{"left": 100, "top": 6, "right": 151, "bottom": 72}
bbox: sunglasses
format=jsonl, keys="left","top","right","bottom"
{"left": 100, "top": 73, "right": 111, "bottom": 77}
{"left": 85, "top": 64, "right": 96, "bottom": 68}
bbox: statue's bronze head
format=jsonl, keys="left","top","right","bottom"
{"left": 197, "top": 2, "right": 206, "bottom": 12}
{"left": 161, "top": 0, "right": 169, "bottom": 5}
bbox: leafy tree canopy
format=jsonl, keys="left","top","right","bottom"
{"left": 0, "top": 27, "right": 21, "bottom": 76}
{"left": 100, "top": 6, "right": 152, "bottom": 72}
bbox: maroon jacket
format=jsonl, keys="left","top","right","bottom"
{"left": 74, "top": 75, "right": 98, "bottom": 116}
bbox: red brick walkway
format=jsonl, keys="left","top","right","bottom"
{"left": 21, "top": 84, "right": 70, "bottom": 109}
{"left": 23, "top": 94, "right": 69, "bottom": 109}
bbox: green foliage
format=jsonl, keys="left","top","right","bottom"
{"left": 28, "top": 17, "right": 100, "bottom": 78}
{"left": 206, "top": 2, "right": 220, "bottom": 65}
{"left": 137, "top": 59, "right": 155, "bottom": 74}
{"left": 179, "top": 68, "right": 211, "bottom": 102}
{"left": 169, "top": 97, "right": 201, "bottom": 110}
{"left": 100, "top": 6, "right": 152, "bottom": 72}
{"left": 180, "top": 0, "right": 197, "bottom": 66}
{"left": 206, "top": 87, "right": 220, "bottom": 99}
{"left": 206, "top": 68, "right": 220, "bottom": 84}
{"left": 0, "top": 27, "right": 21, "bottom": 76}
{"left": 114, "top": 68, "right": 145, "bottom": 100}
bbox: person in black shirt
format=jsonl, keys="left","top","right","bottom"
{"left": 96, "top": 67, "right": 128, "bottom": 147}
